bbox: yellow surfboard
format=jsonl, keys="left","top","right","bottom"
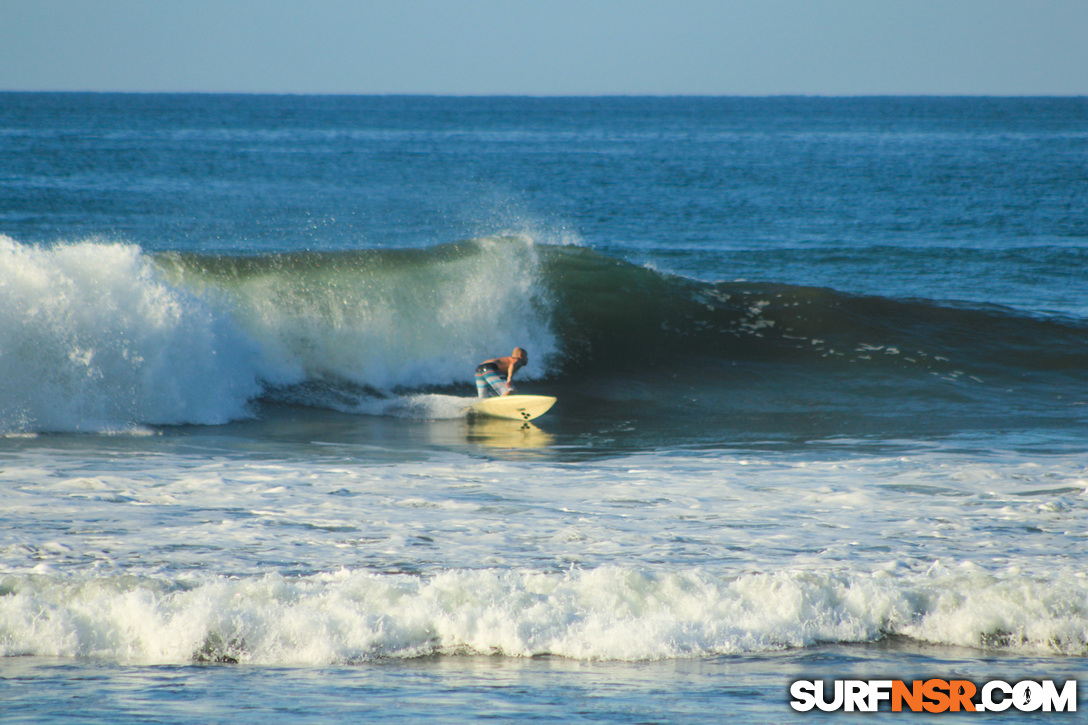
{"left": 470, "top": 395, "right": 556, "bottom": 421}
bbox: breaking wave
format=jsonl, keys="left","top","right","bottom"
{"left": 3, "top": 234, "right": 1087, "bottom": 435}
{"left": 2, "top": 565, "right": 1084, "bottom": 664}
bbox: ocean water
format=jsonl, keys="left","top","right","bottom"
{"left": 1, "top": 94, "right": 1086, "bottom": 722}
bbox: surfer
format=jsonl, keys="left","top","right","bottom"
{"left": 475, "top": 347, "right": 528, "bottom": 398}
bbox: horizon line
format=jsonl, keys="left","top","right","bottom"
{"left": 3, "top": 89, "right": 1087, "bottom": 100}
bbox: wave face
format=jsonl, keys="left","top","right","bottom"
{"left": 155, "top": 235, "right": 558, "bottom": 401}
{"left": 544, "top": 244, "right": 1088, "bottom": 440}
{"left": 3, "top": 235, "right": 1087, "bottom": 438}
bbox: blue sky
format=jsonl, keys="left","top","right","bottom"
{"left": 2, "top": 0, "right": 1086, "bottom": 95}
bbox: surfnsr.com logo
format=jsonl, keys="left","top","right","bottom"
{"left": 790, "top": 679, "right": 1078, "bottom": 713}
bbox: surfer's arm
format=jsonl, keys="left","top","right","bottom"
{"left": 506, "top": 356, "right": 524, "bottom": 383}
{"left": 504, "top": 358, "right": 519, "bottom": 393}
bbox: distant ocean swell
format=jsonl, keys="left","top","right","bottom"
{"left": 2, "top": 565, "right": 1084, "bottom": 664}
{"left": 3, "top": 234, "right": 1087, "bottom": 434}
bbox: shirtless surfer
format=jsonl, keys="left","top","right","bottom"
{"left": 475, "top": 347, "right": 528, "bottom": 398}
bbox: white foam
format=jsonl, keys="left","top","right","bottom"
{"left": 369, "top": 394, "right": 477, "bottom": 420}
{"left": 1, "top": 446, "right": 1086, "bottom": 664}
{"left": 0, "top": 237, "right": 289, "bottom": 432}
{"left": 1, "top": 565, "right": 1084, "bottom": 665}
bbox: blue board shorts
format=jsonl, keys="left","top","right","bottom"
{"left": 475, "top": 363, "right": 512, "bottom": 398}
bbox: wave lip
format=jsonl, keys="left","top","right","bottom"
{"left": 2, "top": 566, "right": 1083, "bottom": 665}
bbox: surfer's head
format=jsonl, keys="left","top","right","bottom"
{"left": 512, "top": 347, "right": 528, "bottom": 365}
